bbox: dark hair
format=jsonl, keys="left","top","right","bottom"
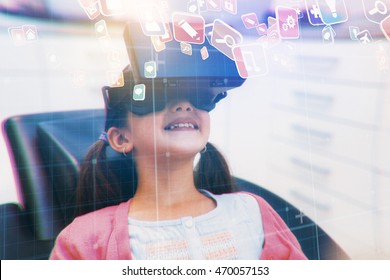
{"left": 74, "top": 104, "right": 237, "bottom": 219}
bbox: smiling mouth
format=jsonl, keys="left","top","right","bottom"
{"left": 164, "top": 122, "right": 199, "bottom": 131}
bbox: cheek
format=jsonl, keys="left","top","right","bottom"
{"left": 130, "top": 118, "right": 156, "bottom": 146}
{"left": 201, "top": 113, "right": 211, "bottom": 137}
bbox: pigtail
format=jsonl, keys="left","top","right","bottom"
{"left": 194, "top": 142, "right": 238, "bottom": 194}
{"left": 73, "top": 140, "right": 137, "bottom": 220}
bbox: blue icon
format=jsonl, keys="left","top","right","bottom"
{"left": 316, "top": 0, "right": 348, "bottom": 25}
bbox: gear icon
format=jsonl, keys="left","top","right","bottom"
{"left": 286, "top": 15, "right": 296, "bottom": 29}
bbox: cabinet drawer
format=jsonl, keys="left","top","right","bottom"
{"left": 270, "top": 78, "right": 380, "bottom": 127}
{"left": 271, "top": 41, "right": 389, "bottom": 85}
{"left": 266, "top": 142, "right": 377, "bottom": 208}
{"left": 270, "top": 109, "right": 375, "bottom": 165}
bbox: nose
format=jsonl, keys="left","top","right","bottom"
{"left": 170, "top": 100, "right": 194, "bottom": 112}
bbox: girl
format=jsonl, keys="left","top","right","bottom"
{"left": 49, "top": 67, "right": 307, "bottom": 260}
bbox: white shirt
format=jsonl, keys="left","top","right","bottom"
{"left": 128, "top": 191, "right": 264, "bottom": 260}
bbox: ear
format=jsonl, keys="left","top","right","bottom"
{"left": 107, "top": 127, "right": 133, "bottom": 154}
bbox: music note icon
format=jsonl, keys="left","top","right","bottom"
{"left": 233, "top": 43, "right": 268, "bottom": 78}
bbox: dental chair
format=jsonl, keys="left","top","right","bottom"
{"left": 1, "top": 109, "right": 349, "bottom": 259}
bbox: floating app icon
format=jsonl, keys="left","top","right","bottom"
{"left": 180, "top": 42, "right": 193, "bottom": 55}
{"left": 322, "top": 25, "right": 336, "bottom": 44}
{"left": 233, "top": 43, "right": 268, "bottom": 78}
{"left": 356, "top": 30, "right": 373, "bottom": 44}
{"left": 222, "top": 0, "right": 237, "bottom": 15}
{"left": 276, "top": 6, "right": 300, "bottom": 39}
{"left": 99, "top": 0, "right": 125, "bottom": 16}
{"left": 78, "top": 0, "right": 100, "bottom": 20}
{"left": 22, "top": 25, "right": 38, "bottom": 41}
{"left": 151, "top": 36, "right": 166, "bottom": 52}
{"left": 256, "top": 23, "right": 267, "bottom": 36}
{"left": 295, "top": 6, "right": 305, "bottom": 19}
{"left": 206, "top": 0, "right": 222, "bottom": 11}
{"left": 267, "top": 20, "right": 282, "bottom": 48}
{"left": 8, "top": 27, "right": 25, "bottom": 46}
{"left": 198, "top": 0, "right": 208, "bottom": 12}
{"left": 107, "top": 70, "right": 124, "bottom": 87}
{"left": 305, "top": 0, "right": 324, "bottom": 25}
{"left": 8, "top": 25, "right": 38, "bottom": 46}
{"left": 268, "top": 16, "right": 277, "bottom": 27}
{"left": 187, "top": 0, "right": 199, "bottom": 13}
{"left": 144, "top": 61, "right": 157, "bottom": 78}
{"left": 173, "top": 12, "right": 205, "bottom": 44}
{"left": 349, "top": 26, "right": 360, "bottom": 40}
{"left": 138, "top": 5, "right": 165, "bottom": 36}
{"left": 316, "top": 0, "right": 348, "bottom": 25}
{"left": 381, "top": 15, "right": 390, "bottom": 40}
{"left": 362, "top": 0, "right": 390, "bottom": 24}
{"left": 133, "top": 84, "right": 146, "bottom": 101}
{"left": 204, "top": 23, "right": 214, "bottom": 45}
{"left": 159, "top": 22, "right": 173, "bottom": 43}
{"left": 241, "top": 13, "right": 259, "bottom": 29}
{"left": 200, "top": 46, "right": 209, "bottom": 60}
{"left": 211, "top": 19, "right": 243, "bottom": 60}
{"left": 95, "top": 20, "right": 109, "bottom": 39}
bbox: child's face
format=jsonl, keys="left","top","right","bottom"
{"left": 128, "top": 99, "right": 210, "bottom": 159}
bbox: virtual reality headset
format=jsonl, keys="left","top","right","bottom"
{"left": 102, "top": 65, "right": 229, "bottom": 115}
{"left": 102, "top": 19, "right": 246, "bottom": 115}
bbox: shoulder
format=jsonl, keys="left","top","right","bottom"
{"left": 236, "top": 192, "right": 307, "bottom": 260}
{"left": 50, "top": 201, "right": 130, "bottom": 259}
{"left": 214, "top": 191, "right": 269, "bottom": 214}
{"left": 71, "top": 204, "right": 120, "bottom": 230}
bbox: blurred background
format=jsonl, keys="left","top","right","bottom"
{"left": 1, "top": 0, "right": 389, "bottom": 259}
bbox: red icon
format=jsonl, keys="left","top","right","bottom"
{"left": 233, "top": 43, "right": 268, "bottom": 78}
{"left": 381, "top": 15, "right": 390, "bottom": 40}
{"left": 172, "top": 12, "right": 205, "bottom": 44}
{"left": 241, "top": 13, "right": 259, "bottom": 29}
{"left": 276, "top": 6, "right": 300, "bottom": 39}
{"left": 256, "top": 23, "right": 267, "bottom": 36}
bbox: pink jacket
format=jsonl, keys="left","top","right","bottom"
{"left": 50, "top": 192, "right": 307, "bottom": 260}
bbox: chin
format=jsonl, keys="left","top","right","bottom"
{"left": 163, "top": 144, "right": 205, "bottom": 157}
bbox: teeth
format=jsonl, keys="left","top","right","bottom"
{"left": 168, "top": 123, "right": 196, "bottom": 130}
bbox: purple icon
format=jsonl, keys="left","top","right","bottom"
{"left": 306, "top": 0, "right": 325, "bottom": 25}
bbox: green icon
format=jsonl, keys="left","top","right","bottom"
{"left": 133, "top": 84, "right": 145, "bottom": 101}
{"left": 144, "top": 61, "right": 157, "bottom": 78}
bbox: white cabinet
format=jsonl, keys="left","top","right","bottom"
{"left": 212, "top": 40, "right": 390, "bottom": 259}
{"left": 240, "top": 41, "right": 390, "bottom": 259}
